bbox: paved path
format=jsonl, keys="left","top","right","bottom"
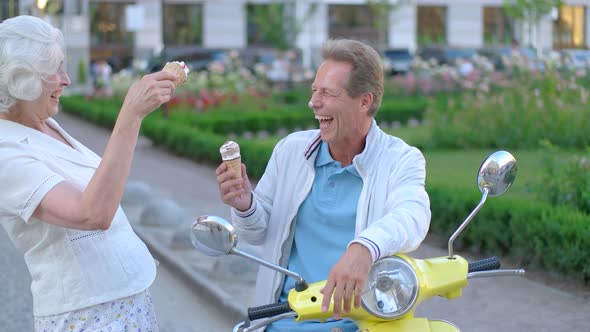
{"left": 0, "top": 229, "right": 33, "bottom": 330}
{"left": 1, "top": 110, "right": 589, "bottom": 331}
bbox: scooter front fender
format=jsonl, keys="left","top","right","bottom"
{"left": 359, "top": 318, "right": 461, "bottom": 332}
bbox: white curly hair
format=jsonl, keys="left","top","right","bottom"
{"left": 0, "top": 15, "right": 65, "bottom": 112}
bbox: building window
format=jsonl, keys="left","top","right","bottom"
{"left": 483, "top": 7, "right": 514, "bottom": 45}
{"left": 163, "top": 4, "right": 203, "bottom": 47}
{"left": 89, "top": 2, "right": 134, "bottom": 70}
{"left": 0, "top": 0, "right": 19, "bottom": 20}
{"left": 554, "top": 5, "right": 586, "bottom": 49}
{"left": 89, "top": 2, "right": 133, "bottom": 45}
{"left": 417, "top": 6, "right": 446, "bottom": 46}
{"left": 328, "top": 5, "right": 387, "bottom": 49}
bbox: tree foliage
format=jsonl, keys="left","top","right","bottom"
{"left": 249, "top": 1, "right": 317, "bottom": 50}
{"left": 367, "top": 0, "right": 411, "bottom": 47}
{"left": 502, "top": 0, "right": 563, "bottom": 24}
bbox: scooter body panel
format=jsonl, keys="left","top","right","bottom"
{"left": 358, "top": 317, "right": 461, "bottom": 332}
{"left": 289, "top": 280, "right": 378, "bottom": 322}
{"left": 290, "top": 255, "right": 470, "bottom": 324}
{"left": 403, "top": 254, "right": 469, "bottom": 302}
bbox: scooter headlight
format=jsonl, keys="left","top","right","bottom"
{"left": 360, "top": 256, "right": 419, "bottom": 319}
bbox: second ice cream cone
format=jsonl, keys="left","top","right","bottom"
{"left": 224, "top": 157, "right": 242, "bottom": 180}
{"left": 220, "top": 140, "right": 242, "bottom": 189}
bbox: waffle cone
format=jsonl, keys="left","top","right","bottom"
{"left": 163, "top": 62, "right": 187, "bottom": 87}
{"left": 224, "top": 157, "right": 242, "bottom": 179}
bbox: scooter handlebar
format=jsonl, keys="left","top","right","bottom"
{"left": 468, "top": 256, "right": 501, "bottom": 273}
{"left": 248, "top": 302, "right": 293, "bottom": 321}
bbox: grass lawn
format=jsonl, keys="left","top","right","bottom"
{"left": 240, "top": 125, "right": 580, "bottom": 204}
{"left": 423, "top": 149, "right": 551, "bottom": 200}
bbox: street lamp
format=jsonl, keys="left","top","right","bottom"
{"left": 36, "top": 0, "right": 48, "bottom": 14}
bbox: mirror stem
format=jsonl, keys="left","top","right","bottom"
{"left": 448, "top": 187, "right": 489, "bottom": 258}
{"left": 231, "top": 248, "right": 308, "bottom": 289}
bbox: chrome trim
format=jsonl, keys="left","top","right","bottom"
{"left": 467, "top": 269, "right": 525, "bottom": 279}
{"left": 361, "top": 256, "right": 419, "bottom": 320}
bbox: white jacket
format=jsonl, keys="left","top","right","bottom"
{"left": 232, "top": 120, "right": 431, "bottom": 306}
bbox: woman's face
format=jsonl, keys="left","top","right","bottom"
{"left": 38, "top": 62, "right": 71, "bottom": 119}
{"left": 17, "top": 60, "right": 71, "bottom": 120}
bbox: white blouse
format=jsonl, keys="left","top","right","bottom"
{"left": 0, "top": 118, "right": 157, "bottom": 317}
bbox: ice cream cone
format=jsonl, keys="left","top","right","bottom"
{"left": 224, "top": 157, "right": 242, "bottom": 179}
{"left": 220, "top": 141, "right": 242, "bottom": 180}
{"left": 162, "top": 61, "right": 189, "bottom": 87}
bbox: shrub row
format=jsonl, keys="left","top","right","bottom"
{"left": 429, "top": 185, "right": 589, "bottom": 283}
{"left": 166, "top": 97, "right": 427, "bottom": 135}
{"left": 60, "top": 95, "right": 589, "bottom": 283}
{"left": 425, "top": 70, "right": 590, "bottom": 149}
{"left": 60, "top": 96, "right": 273, "bottom": 179}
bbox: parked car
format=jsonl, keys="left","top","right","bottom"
{"left": 560, "top": 49, "right": 590, "bottom": 70}
{"left": 478, "top": 46, "right": 544, "bottom": 71}
{"left": 383, "top": 48, "right": 414, "bottom": 75}
{"left": 148, "top": 47, "right": 229, "bottom": 73}
{"left": 417, "top": 46, "right": 477, "bottom": 67}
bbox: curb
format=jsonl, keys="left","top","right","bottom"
{"left": 135, "top": 226, "right": 247, "bottom": 323}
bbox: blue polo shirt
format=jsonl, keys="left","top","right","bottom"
{"left": 267, "top": 142, "right": 363, "bottom": 332}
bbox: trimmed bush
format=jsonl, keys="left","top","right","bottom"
{"left": 166, "top": 97, "right": 427, "bottom": 135}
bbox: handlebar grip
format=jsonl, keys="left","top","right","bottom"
{"left": 468, "top": 256, "right": 501, "bottom": 273}
{"left": 248, "top": 302, "right": 292, "bottom": 321}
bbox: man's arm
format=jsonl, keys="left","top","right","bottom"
{"left": 355, "top": 148, "right": 431, "bottom": 260}
{"left": 227, "top": 138, "right": 287, "bottom": 245}
{"left": 321, "top": 148, "right": 431, "bottom": 318}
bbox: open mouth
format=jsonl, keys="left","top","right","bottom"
{"left": 315, "top": 114, "right": 334, "bottom": 129}
{"left": 50, "top": 92, "right": 61, "bottom": 102}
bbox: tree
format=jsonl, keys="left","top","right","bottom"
{"left": 367, "top": 0, "right": 411, "bottom": 49}
{"left": 502, "top": 0, "right": 563, "bottom": 54}
{"left": 249, "top": 1, "right": 317, "bottom": 51}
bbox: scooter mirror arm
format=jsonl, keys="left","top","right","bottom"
{"left": 231, "top": 247, "right": 308, "bottom": 290}
{"left": 448, "top": 187, "right": 489, "bottom": 258}
{"left": 233, "top": 311, "right": 298, "bottom": 332}
{"left": 467, "top": 269, "right": 525, "bottom": 279}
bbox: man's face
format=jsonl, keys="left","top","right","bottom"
{"left": 309, "top": 59, "right": 370, "bottom": 147}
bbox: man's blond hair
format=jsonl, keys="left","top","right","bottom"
{"left": 320, "top": 39, "right": 384, "bottom": 116}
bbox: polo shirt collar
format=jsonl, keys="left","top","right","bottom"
{"left": 315, "top": 141, "right": 361, "bottom": 177}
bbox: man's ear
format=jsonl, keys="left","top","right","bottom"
{"left": 360, "top": 92, "right": 374, "bottom": 114}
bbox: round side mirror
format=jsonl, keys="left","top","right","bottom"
{"left": 477, "top": 151, "right": 517, "bottom": 197}
{"left": 190, "top": 215, "right": 237, "bottom": 256}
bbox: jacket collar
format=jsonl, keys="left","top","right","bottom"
{"left": 0, "top": 118, "right": 100, "bottom": 168}
{"left": 303, "top": 119, "right": 383, "bottom": 176}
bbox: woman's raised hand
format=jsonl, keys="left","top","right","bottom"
{"left": 121, "top": 71, "right": 177, "bottom": 118}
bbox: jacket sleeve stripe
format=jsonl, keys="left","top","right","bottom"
{"left": 357, "top": 236, "right": 381, "bottom": 260}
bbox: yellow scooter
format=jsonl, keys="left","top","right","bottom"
{"left": 190, "top": 151, "right": 525, "bottom": 332}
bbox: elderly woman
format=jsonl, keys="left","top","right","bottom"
{"left": 0, "top": 16, "right": 176, "bottom": 331}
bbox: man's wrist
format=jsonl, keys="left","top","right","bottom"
{"left": 235, "top": 192, "right": 254, "bottom": 214}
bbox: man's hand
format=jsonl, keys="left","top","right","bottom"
{"left": 320, "top": 243, "right": 372, "bottom": 319}
{"left": 216, "top": 163, "right": 252, "bottom": 211}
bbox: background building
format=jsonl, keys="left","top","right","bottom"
{"left": 2, "top": 0, "right": 590, "bottom": 85}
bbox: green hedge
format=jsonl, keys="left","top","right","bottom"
{"left": 429, "top": 185, "right": 590, "bottom": 282}
{"left": 166, "top": 97, "right": 427, "bottom": 135}
{"left": 60, "top": 95, "right": 590, "bottom": 283}
{"left": 60, "top": 96, "right": 274, "bottom": 178}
